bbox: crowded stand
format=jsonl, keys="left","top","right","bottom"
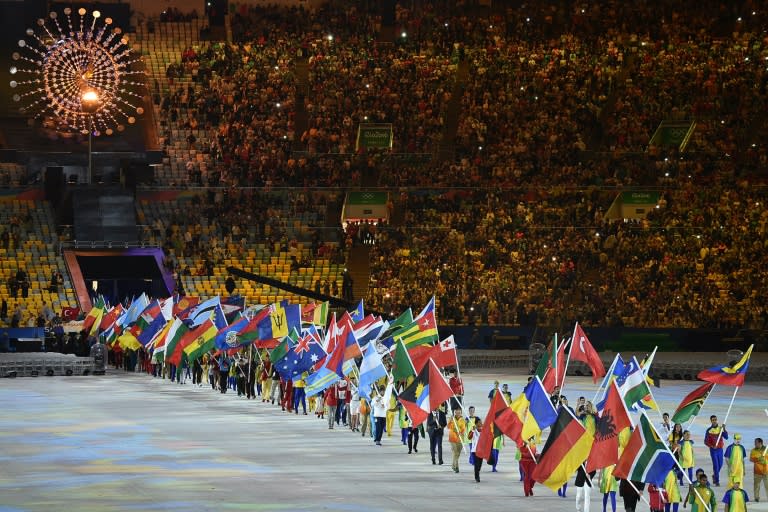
{"left": 108, "top": 2, "right": 768, "bottom": 331}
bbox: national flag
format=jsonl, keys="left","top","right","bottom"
{"left": 98, "top": 304, "right": 124, "bottom": 333}
{"left": 61, "top": 306, "right": 80, "bottom": 321}
{"left": 397, "top": 359, "right": 454, "bottom": 426}
{"left": 569, "top": 323, "right": 605, "bottom": 383}
{"left": 391, "top": 339, "right": 416, "bottom": 382}
{"left": 337, "top": 312, "right": 362, "bottom": 361}
{"left": 257, "top": 303, "right": 300, "bottom": 341}
{"left": 410, "top": 337, "right": 458, "bottom": 373}
{"left": 395, "top": 309, "right": 438, "bottom": 349}
{"left": 697, "top": 344, "right": 753, "bottom": 386}
{"left": 172, "top": 295, "right": 199, "bottom": 317}
{"left": 542, "top": 337, "right": 569, "bottom": 393}
{"left": 163, "top": 320, "right": 190, "bottom": 364}
{"left": 586, "top": 380, "right": 633, "bottom": 472}
{"left": 135, "top": 299, "right": 162, "bottom": 331}
{"left": 534, "top": 339, "right": 552, "bottom": 380}
{"left": 187, "top": 296, "right": 220, "bottom": 326}
{"left": 354, "top": 316, "right": 387, "bottom": 348}
{"left": 415, "top": 296, "right": 435, "bottom": 320}
{"left": 269, "top": 329, "right": 299, "bottom": 365}
{"left": 234, "top": 307, "right": 271, "bottom": 345}
{"left": 520, "top": 376, "right": 559, "bottom": 442}
{"left": 123, "top": 293, "right": 149, "bottom": 326}
{"left": 357, "top": 343, "right": 388, "bottom": 400}
{"left": 614, "top": 414, "right": 676, "bottom": 486}
{"left": 301, "top": 301, "right": 328, "bottom": 327}
{"left": 117, "top": 331, "right": 141, "bottom": 351}
{"left": 302, "top": 323, "right": 323, "bottom": 344}
{"left": 408, "top": 344, "right": 435, "bottom": 374}
{"left": 147, "top": 317, "right": 174, "bottom": 355}
{"left": 616, "top": 357, "right": 655, "bottom": 411}
{"left": 182, "top": 319, "right": 220, "bottom": 363}
{"left": 305, "top": 331, "right": 346, "bottom": 397}
{"left": 476, "top": 391, "right": 525, "bottom": 460}
{"left": 671, "top": 382, "right": 715, "bottom": 424}
{"left": 531, "top": 408, "right": 594, "bottom": 491}
{"left": 213, "top": 315, "right": 250, "bottom": 350}
{"left": 210, "top": 303, "right": 228, "bottom": 330}
{"left": 349, "top": 299, "right": 365, "bottom": 323}
{"left": 136, "top": 313, "right": 167, "bottom": 347}
{"left": 640, "top": 349, "right": 661, "bottom": 388}
{"left": 82, "top": 304, "right": 104, "bottom": 337}
{"left": 275, "top": 334, "right": 326, "bottom": 379}
{"left": 386, "top": 308, "right": 414, "bottom": 336}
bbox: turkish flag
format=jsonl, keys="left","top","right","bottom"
{"left": 569, "top": 323, "right": 606, "bottom": 383}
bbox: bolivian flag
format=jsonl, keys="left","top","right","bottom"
{"left": 531, "top": 408, "right": 594, "bottom": 491}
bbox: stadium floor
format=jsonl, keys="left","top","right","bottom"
{"left": 1, "top": 368, "right": 767, "bottom": 512}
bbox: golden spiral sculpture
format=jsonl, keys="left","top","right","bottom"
{"left": 9, "top": 7, "right": 145, "bottom": 136}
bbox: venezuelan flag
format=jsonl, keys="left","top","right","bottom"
{"left": 697, "top": 345, "right": 753, "bottom": 386}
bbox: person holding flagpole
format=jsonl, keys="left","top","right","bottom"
{"left": 704, "top": 415, "right": 728, "bottom": 486}
{"left": 447, "top": 407, "right": 466, "bottom": 473}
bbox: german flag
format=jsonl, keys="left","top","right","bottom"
{"left": 532, "top": 408, "right": 594, "bottom": 491}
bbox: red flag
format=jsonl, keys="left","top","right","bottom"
{"left": 569, "top": 323, "right": 605, "bottom": 383}
{"left": 542, "top": 338, "right": 569, "bottom": 393}
{"left": 397, "top": 359, "right": 454, "bottom": 425}
{"left": 476, "top": 391, "right": 524, "bottom": 460}
{"left": 411, "top": 336, "right": 458, "bottom": 373}
{"left": 586, "top": 380, "right": 632, "bottom": 472}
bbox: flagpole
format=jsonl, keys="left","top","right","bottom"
{"left": 560, "top": 336, "right": 573, "bottom": 393}
{"left": 684, "top": 383, "right": 716, "bottom": 432}
{"left": 552, "top": 333, "right": 559, "bottom": 388}
{"left": 592, "top": 353, "right": 619, "bottom": 404}
{"left": 714, "top": 385, "right": 739, "bottom": 448}
{"left": 643, "top": 411, "right": 714, "bottom": 512}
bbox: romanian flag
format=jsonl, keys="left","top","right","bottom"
{"left": 614, "top": 414, "right": 676, "bottom": 486}
{"left": 397, "top": 359, "right": 454, "bottom": 426}
{"left": 671, "top": 382, "right": 715, "bottom": 424}
{"left": 586, "top": 380, "right": 632, "bottom": 472}
{"left": 697, "top": 345, "right": 753, "bottom": 387}
{"left": 520, "top": 376, "right": 559, "bottom": 442}
{"left": 531, "top": 408, "right": 594, "bottom": 491}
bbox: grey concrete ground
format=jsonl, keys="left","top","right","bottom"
{"left": 1, "top": 368, "right": 767, "bottom": 512}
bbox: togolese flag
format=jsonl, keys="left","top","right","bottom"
{"left": 671, "top": 381, "right": 715, "bottom": 424}
{"left": 531, "top": 408, "right": 594, "bottom": 491}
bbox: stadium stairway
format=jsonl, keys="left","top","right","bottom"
{"left": 345, "top": 245, "right": 370, "bottom": 303}
{"left": 436, "top": 58, "right": 470, "bottom": 161}
{"left": 72, "top": 188, "right": 138, "bottom": 243}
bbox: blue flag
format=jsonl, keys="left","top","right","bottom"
{"left": 275, "top": 335, "right": 327, "bottom": 379}
{"left": 357, "top": 343, "right": 388, "bottom": 400}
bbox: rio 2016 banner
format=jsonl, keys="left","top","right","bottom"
{"left": 356, "top": 124, "right": 393, "bottom": 151}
